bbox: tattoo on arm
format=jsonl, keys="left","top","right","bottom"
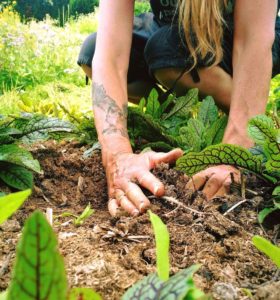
{"left": 92, "top": 82, "right": 128, "bottom": 138}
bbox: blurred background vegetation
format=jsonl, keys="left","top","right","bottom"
{"left": 0, "top": 0, "right": 278, "bottom": 120}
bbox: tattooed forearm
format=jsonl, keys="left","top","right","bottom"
{"left": 92, "top": 82, "right": 128, "bottom": 138}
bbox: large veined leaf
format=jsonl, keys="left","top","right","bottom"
{"left": 205, "top": 116, "right": 228, "bottom": 146}
{"left": 0, "top": 128, "right": 22, "bottom": 145}
{"left": 69, "top": 288, "right": 102, "bottom": 300}
{"left": 122, "top": 265, "right": 203, "bottom": 300}
{"left": 0, "top": 163, "right": 33, "bottom": 190}
{"left": 180, "top": 119, "right": 205, "bottom": 152}
{"left": 0, "top": 189, "right": 31, "bottom": 225}
{"left": 149, "top": 211, "right": 170, "bottom": 282}
{"left": 198, "top": 97, "right": 218, "bottom": 127}
{"left": 163, "top": 89, "right": 198, "bottom": 120}
{"left": 248, "top": 115, "right": 275, "bottom": 145}
{"left": 7, "top": 211, "right": 67, "bottom": 300}
{"left": 176, "top": 144, "right": 263, "bottom": 176}
{"left": 0, "top": 144, "right": 41, "bottom": 173}
{"left": 122, "top": 273, "right": 163, "bottom": 300}
{"left": 248, "top": 115, "right": 280, "bottom": 172}
{"left": 146, "top": 89, "right": 161, "bottom": 119}
{"left": 12, "top": 114, "right": 76, "bottom": 143}
{"left": 159, "top": 265, "right": 203, "bottom": 300}
{"left": 252, "top": 236, "right": 280, "bottom": 268}
{"left": 128, "top": 108, "right": 178, "bottom": 146}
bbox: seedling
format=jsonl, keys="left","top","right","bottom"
{"left": 59, "top": 203, "right": 94, "bottom": 226}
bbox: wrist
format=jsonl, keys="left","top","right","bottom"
{"left": 99, "top": 136, "right": 133, "bottom": 167}
{"left": 223, "top": 123, "right": 253, "bottom": 148}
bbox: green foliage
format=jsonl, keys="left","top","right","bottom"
{"left": 122, "top": 265, "right": 203, "bottom": 300}
{"left": 7, "top": 211, "right": 68, "bottom": 300}
{"left": 0, "top": 189, "right": 31, "bottom": 225}
{"left": 176, "top": 144, "right": 263, "bottom": 176}
{"left": 128, "top": 88, "right": 227, "bottom": 153}
{"left": 58, "top": 203, "right": 94, "bottom": 226}
{"left": 149, "top": 210, "right": 170, "bottom": 281}
{"left": 252, "top": 236, "right": 280, "bottom": 268}
{"left": 69, "top": 0, "right": 99, "bottom": 17}
{"left": 69, "top": 288, "right": 102, "bottom": 300}
{"left": 134, "top": 1, "right": 151, "bottom": 15}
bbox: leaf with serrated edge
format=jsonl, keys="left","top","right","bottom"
{"left": 122, "top": 273, "right": 163, "bottom": 300}
{"left": 248, "top": 115, "right": 275, "bottom": 145}
{"left": 149, "top": 211, "right": 170, "bottom": 281}
{"left": 160, "top": 265, "right": 203, "bottom": 300}
{"left": 0, "top": 190, "right": 31, "bottom": 225}
{"left": 0, "top": 144, "right": 41, "bottom": 173}
{"left": 163, "top": 89, "right": 198, "bottom": 120}
{"left": 8, "top": 211, "right": 67, "bottom": 300}
{"left": 176, "top": 144, "right": 263, "bottom": 176}
{"left": 69, "top": 288, "right": 102, "bottom": 300}
{"left": 0, "top": 164, "right": 33, "bottom": 190}
{"left": 198, "top": 96, "right": 218, "bottom": 127}
{"left": 252, "top": 236, "right": 280, "bottom": 268}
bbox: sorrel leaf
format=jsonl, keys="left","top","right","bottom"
{"left": 146, "top": 89, "right": 161, "bottom": 119}
{"left": 205, "top": 116, "right": 228, "bottom": 146}
{"left": 122, "top": 273, "right": 163, "bottom": 300}
{"left": 149, "top": 211, "right": 170, "bottom": 281}
{"left": 69, "top": 288, "right": 102, "bottom": 300}
{"left": 163, "top": 89, "right": 198, "bottom": 120}
{"left": 0, "top": 144, "right": 41, "bottom": 173}
{"left": 176, "top": 144, "right": 263, "bottom": 176}
{"left": 252, "top": 236, "right": 280, "bottom": 268}
{"left": 0, "top": 189, "right": 31, "bottom": 225}
{"left": 7, "top": 211, "right": 67, "bottom": 300}
{"left": 198, "top": 97, "right": 218, "bottom": 127}
{"left": 0, "top": 164, "right": 33, "bottom": 190}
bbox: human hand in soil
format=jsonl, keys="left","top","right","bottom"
{"left": 186, "top": 165, "right": 240, "bottom": 199}
{"left": 105, "top": 148, "right": 183, "bottom": 216}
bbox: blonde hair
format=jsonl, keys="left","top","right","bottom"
{"left": 178, "top": 0, "right": 228, "bottom": 70}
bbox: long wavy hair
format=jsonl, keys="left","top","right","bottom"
{"left": 178, "top": 0, "right": 229, "bottom": 70}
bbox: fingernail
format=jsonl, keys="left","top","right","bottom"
{"left": 132, "top": 209, "right": 139, "bottom": 217}
{"left": 154, "top": 185, "right": 160, "bottom": 195}
{"left": 139, "top": 203, "right": 146, "bottom": 212}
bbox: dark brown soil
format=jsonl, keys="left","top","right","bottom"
{"left": 0, "top": 141, "right": 279, "bottom": 300}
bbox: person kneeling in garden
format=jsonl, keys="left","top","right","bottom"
{"left": 77, "top": 0, "right": 280, "bottom": 216}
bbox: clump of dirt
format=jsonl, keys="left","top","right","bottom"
{"left": 0, "top": 141, "right": 279, "bottom": 300}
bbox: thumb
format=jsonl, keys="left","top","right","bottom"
{"left": 149, "top": 148, "right": 184, "bottom": 168}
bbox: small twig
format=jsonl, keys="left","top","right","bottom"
{"left": 223, "top": 199, "right": 248, "bottom": 216}
{"left": 46, "top": 208, "right": 53, "bottom": 226}
{"left": 148, "top": 195, "right": 203, "bottom": 215}
{"left": 241, "top": 170, "right": 246, "bottom": 199}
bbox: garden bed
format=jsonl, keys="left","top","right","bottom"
{"left": 0, "top": 141, "right": 279, "bottom": 300}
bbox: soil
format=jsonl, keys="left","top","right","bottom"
{"left": 0, "top": 141, "right": 279, "bottom": 300}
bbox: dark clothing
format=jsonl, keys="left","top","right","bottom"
{"left": 77, "top": 1, "right": 280, "bottom": 83}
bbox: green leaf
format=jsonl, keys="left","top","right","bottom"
{"left": 160, "top": 265, "right": 203, "bottom": 300}
{"left": 258, "top": 207, "right": 279, "bottom": 223}
{"left": 0, "top": 163, "right": 33, "bottom": 190}
{"left": 122, "top": 273, "right": 163, "bottom": 300}
{"left": 128, "top": 108, "right": 178, "bottom": 146}
{"left": 176, "top": 144, "right": 263, "bottom": 176}
{"left": 179, "top": 119, "right": 204, "bottom": 152}
{"left": 0, "top": 144, "right": 41, "bottom": 173}
{"left": 69, "top": 288, "right": 102, "bottom": 300}
{"left": 74, "top": 203, "right": 94, "bottom": 226}
{"left": 0, "top": 189, "right": 31, "bottom": 225}
{"left": 163, "top": 89, "right": 198, "bottom": 120}
{"left": 198, "top": 97, "right": 218, "bottom": 127}
{"left": 12, "top": 114, "right": 76, "bottom": 143}
{"left": 146, "top": 89, "right": 161, "bottom": 119}
{"left": 140, "top": 142, "right": 174, "bottom": 152}
{"left": 138, "top": 98, "right": 146, "bottom": 113}
{"left": 273, "top": 186, "right": 280, "bottom": 196}
{"left": 205, "top": 116, "right": 228, "bottom": 146}
{"left": 252, "top": 235, "right": 280, "bottom": 268}
{"left": 158, "top": 94, "right": 175, "bottom": 117}
{"left": 7, "top": 211, "right": 68, "bottom": 300}
{"left": 248, "top": 115, "right": 275, "bottom": 145}
{"left": 149, "top": 211, "right": 170, "bottom": 281}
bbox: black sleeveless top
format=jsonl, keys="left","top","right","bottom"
{"left": 149, "top": 0, "right": 280, "bottom": 25}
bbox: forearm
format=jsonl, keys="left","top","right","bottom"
{"left": 223, "top": 42, "right": 272, "bottom": 147}
{"left": 92, "top": 64, "right": 132, "bottom": 166}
